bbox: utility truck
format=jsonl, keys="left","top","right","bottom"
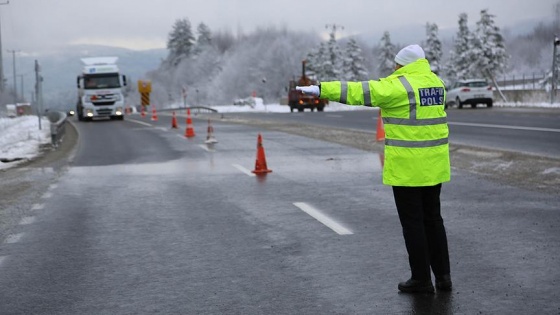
{"left": 76, "top": 57, "right": 127, "bottom": 121}
{"left": 287, "top": 60, "right": 328, "bottom": 112}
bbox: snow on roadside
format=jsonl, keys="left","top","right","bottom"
{"left": 0, "top": 116, "right": 51, "bottom": 170}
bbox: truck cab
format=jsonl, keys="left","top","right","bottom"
{"left": 76, "top": 57, "right": 127, "bottom": 121}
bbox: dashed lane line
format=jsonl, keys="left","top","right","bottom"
{"left": 232, "top": 164, "right": 256, "bottom": 177}
{"left": 4, "top": 233, "right": 24, "bottom": 244}
{"left": 31, "top": 204, "right": 44, "bottom": 211}
{"left": 127, "top": 119, "right": 152, "bottom": 127}
{"left": 19, "top": 217, "right": 36, "bottom": 225}
{"left": 294, "top": 202, "right": 353, "bottom": 235}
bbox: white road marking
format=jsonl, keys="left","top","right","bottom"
{"left": 448, "top": 121, "right": 560, "bottom": 133}
{"left": 199, "top": 144, "right": 215, "bottom": 152}
{"left": 4, "top": 233, "right": 24, "bottom": 244}
{"left": 19, "top": 216, "right": 36, "bottom": 225}
{"left": 42, "top": 192, "right": 53, "bottom": 199}
{"left": 49, "top": 184, "right": 58, "bottom": 190}
{"left": 31, "top": 204, "right": 44, "bottom": 211}
{"left": 294, "top": 202, "right": 353, "bottom": 235}
{"left": 326, "top": 114, "right": 343, "bottom": 118}
{"left": 127, "top": 119, "right": 152, "bottom": 127}
{"left": 0, "top": 256, "right": 6, "bottom": 267}
{"left": 232, "top": 164, "right": 256, "bottom": 177}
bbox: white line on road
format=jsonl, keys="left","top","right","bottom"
{"left": 31, "top": 204, "right": 44, "bottom": 211}
{"left": 42, "top": 192, "right": 53, "bottom": 199}
{"left": 0, "top": 256, "right": 6, "bottom": 267}
{"left": 448, "top": 121, "right": 560, "bottom": 133}
{"left": 293, "top": 202, "right": 353, "bottom": 235}
{"left": 232, "top": 164, "right": 256, "bottom": 177}
{"left": 127, "top": 119, "right": 153, "bottom": 127}
{"left": 199, "top": 144, "right": 215, "bottom": 152}
{"left": 49, "top": 184, "right": 58, "bottom": 190}
{"left": 4, "top": 233, "right": 24, "bottom": 244}
{"left": 19, "top": 217, "right": 36, "bottom": 225}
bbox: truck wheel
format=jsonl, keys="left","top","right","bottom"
{"left": 317, "top": 106, "right": 324, "bottom": 112}
{"left": 298, "top": 107, "right": 304, "bottom": 112}
{"left": 487, "top": 100, "right": 493, "bottom": 107}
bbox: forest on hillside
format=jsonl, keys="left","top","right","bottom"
{"left": 143, "top": 3, "right": 560, "bottom": 107}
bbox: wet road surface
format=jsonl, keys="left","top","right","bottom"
{"left": 0, "top": 114, "right": 558, "bottom": 314}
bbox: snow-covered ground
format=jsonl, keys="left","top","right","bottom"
{"left": 1, "top": 99, "right": 558, "bottom": 171}
{"left": 0, "top": 116, "right": 51, "bottom": 170}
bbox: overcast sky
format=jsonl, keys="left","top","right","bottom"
{"left": 1, "top": 0, "right": 558, "bottom": 53}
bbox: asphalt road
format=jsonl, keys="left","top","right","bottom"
{"left": 224, "top": 106, "right": 560, "bottom": 158}
{"left": 0, "top": 113, "right": 558, "bottom": 314}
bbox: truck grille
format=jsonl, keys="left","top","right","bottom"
{"left": 96, "top": 108, "right": 113, "bottom": 116}
{"left": 93, "top": 101, "right": 116, "bottom": 106}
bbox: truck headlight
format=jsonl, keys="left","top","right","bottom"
{"left": 86, "top": 109, "right": 94, "bottom": 117}
{"left": 114, "top": 94, "right": 122, "bottom": 101}
{"left": 115, "top": 107, "right": 123, "bottom": 116}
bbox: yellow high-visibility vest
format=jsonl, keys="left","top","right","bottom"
{"left": 320, "top": 58, "right": 450, "bottom": 186}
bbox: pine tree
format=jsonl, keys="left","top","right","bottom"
{"left": 166, "top": 18, "right": 196, "bottom": 66}
{"left": 195, "top": 22, "right": 213, "bottom": 53}
{"left": 469, "top": 9, "right": 509, "bottom": 80}
{"left": 322, "top": 29, "right": 343, "bottom": 80}
{"left": 342, "top": 38, "right": 369, "bottom": 80}
{"left": 378, "top": 31, "right": 396, "bottom": 77}
{"left": 424, "top": 23, "right": 443, "bottom": 74}
{"left": 446, "top": 13, "right": 472, "bottom": 80}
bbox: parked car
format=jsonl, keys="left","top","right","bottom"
{"left": 446, "top": 79, "right": 493, "bottom": 109}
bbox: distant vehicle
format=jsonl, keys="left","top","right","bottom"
{"left": 287, "top": 60, "right": 328, "bottom": 112}
{"left": 446, "top": 79, "right": 493, "bottom": 109}
{"left": 6, "top": 104, "right": 16, "bottom": 118}
{"left": 76, "top": 57, "right": 127, "bottom": 121}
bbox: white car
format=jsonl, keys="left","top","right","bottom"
{"left": 445, "top": 79, "right": 493, "bottom": 109}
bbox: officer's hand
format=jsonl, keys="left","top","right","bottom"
{"left": 296, "top": 85, "right": 320, "bottom": 97}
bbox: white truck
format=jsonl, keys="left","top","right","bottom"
{"left": 76, "top": 57, "right": 127, "bottom": 121}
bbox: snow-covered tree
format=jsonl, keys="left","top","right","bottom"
{"left": 424, "top": 22, "right": 443, "bottom": 74}
{"left": 194, "top": 22, "right": 213, "bottom": 55}
{"left": 342, "top": 38, "right": 369, "bottom": 80}
{"left": 378, "top": 31, "right": 396, "bottom": 77}
{"left": 166, "top": 18, "right": 196, "bottom": 66}
{"left": 446, "top": 13, "right": 473, "bottom": 80}
{"left": 469, "top": 9, "right": 509, "bottom": 80}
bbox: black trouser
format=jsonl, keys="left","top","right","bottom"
{"left": 392, "top": 184, "right": 450, "bottom": 281}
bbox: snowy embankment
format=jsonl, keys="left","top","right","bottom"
{"left": 0, "top": 116, "right": 51, "bottom": 170}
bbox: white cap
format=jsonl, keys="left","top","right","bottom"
{"left": 394, "top": 44, "right": 425, "bottom": 66}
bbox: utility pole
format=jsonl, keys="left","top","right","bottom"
{"left": 552, "top": 35, "right": 560, "bottom": 104}
{"left": 325, "top": 23, "right": 344, "bottom": 40}
{"left": 0, "top": 1, "right": 9, "bottom": 93}
{"left": 35, "top": 60, "right": 43, "bottom": 130}
{"left": 7, "top": 49, "right": 19, "bottom": 101}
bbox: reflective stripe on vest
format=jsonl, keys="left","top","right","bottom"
{"left": 384, "top": 76, "right": 448, "bottom": 148}
{"left": 339, "top": 81, "right": 373, "bottom": 106}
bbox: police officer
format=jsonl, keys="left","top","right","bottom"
{"left": 297, "top": 44, "right": 452, "bottom": 293}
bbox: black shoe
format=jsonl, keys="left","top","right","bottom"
{"left": 435, "top": 274, "right": 452, "bottom": 291}
{"left": 398, "top": 278, "right": 435, "bottom": 293}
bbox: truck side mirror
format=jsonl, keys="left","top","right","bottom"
{"left": 122, "top": 75, "right": 127, "bottom": 87}
{"left": 76, "top": 76, "right": 81, "bottom": 88}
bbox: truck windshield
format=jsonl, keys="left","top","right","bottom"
{"left": 84, "top": 74, "right": 120, "bottom": 89}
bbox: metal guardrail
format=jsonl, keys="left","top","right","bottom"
{"left": 47, "top": 111, "right": 67, "bottom": 148}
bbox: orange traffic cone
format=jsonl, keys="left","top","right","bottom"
{"left": 205, "top": 119, "right": 218, "bottom": 144}
{"left": 376, "top": 110, "right": 385, "bottom": 142}
{"left": 151, "top": 105, "right": 158, "bottom": 121}
{"left": 171, "top": 111, "right": 178, "bottom": 129}
{"left": 184, "top": 108, "right": 195, "bottom": 138}
{"left": 252, "top": 133, "right": 272, "bottom": 175}
{"left": 141, "top": 105, "right": 146, "bottom": 118}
